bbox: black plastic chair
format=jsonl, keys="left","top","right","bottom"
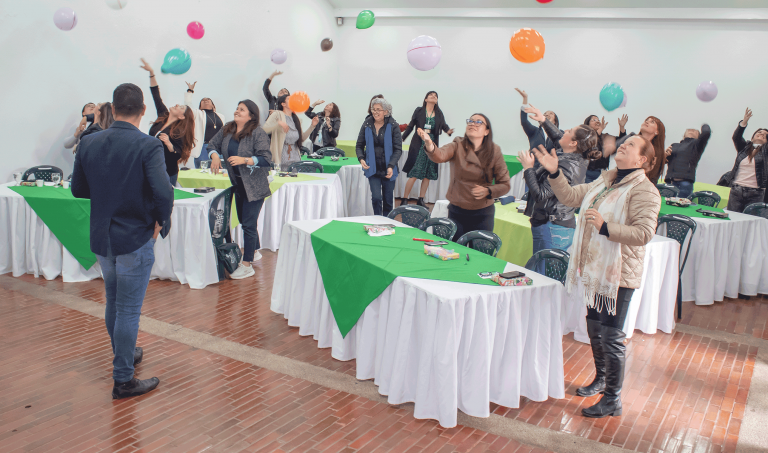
{"left": 689, "top": 191, "right": 721, "bottom": 208}
{"left": 22, "top": 165, "right": 64, "bottom": 182}
{"left": 208, "top": 187, "right": 236, "bottom": 281}
{"left": 288, "top": 161, "right": 324, "bottom": 173}
{"left": 300, "top": 146, "right": 311, "bottom": 157}
{"left": 387, "top": 205, "right": 430, "bottom": 228}
{"left": 743, "top": 202, "right": 768, "bottom": 219}
{"left": 318, "top": 147, "right": 345, "bottom": 157}
{"left": 457, "top": 230, "right": 502, "bottom": 257}
{"left": 656, "top": 184, "right": 679, "bottom": 198}
{"left": 419, "top": 217, "right": 457, "bottom": 241}
{"left": 524, "top": 249, "right": 570, "bottom": 284}
{"left": 656, "top": 214, "right": 697, "bottom": 320}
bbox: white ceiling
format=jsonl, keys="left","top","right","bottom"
{"left": 327, "top": 0, "right": 765, "bottom": 8}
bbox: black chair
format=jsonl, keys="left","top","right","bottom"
{"left": 288, "top": 161, "right": 324, "bottom": 173}
{"left": 22, "top": 165, "right": 64, "bottom": 182}
{"left": 743, "top": 202, "right": 768, "bottom": 219}
{"left": 521, "top": 192, "right": 529, "bottom": 201}
{"left": 419, "top": 217, "right": 457, "bottom": 241}
{"left": 67, "top": 174, "right": 73, "bottom": 181}
{"left": 656, "top": 184, "right": 679, "bottom": 198}
{"left": 689, "top": 191, "right": 721, "bottom": 208}
{"left": 387, "top": 205, "right": 430, "bottom": 228}
{"left": 457, "top": 230, "right": 502, "bottom": 257}
{"left": 656, "top": 214, "right": 697, "bottom": 320}
{"left": 318, "top": 147, "right": 345, "bottom": 157}
{"left": 300, "top": 146, "right": 311, "bottom": 157}
{"left": 208, "top": 187, "right": 237, "bottom": 281}
{"left": 524, "top": 249, "right": 570, "bottom": 284}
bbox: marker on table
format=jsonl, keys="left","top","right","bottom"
{"left": 413, "top": 238, "right": 432, "bottom": 242}
{"left": 466, "top": 253, "right": 470, "bottom": 262}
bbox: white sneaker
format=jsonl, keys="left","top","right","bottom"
{"left": 252, "top": 251, "right": 263, "bottom": 261}
{"left": 229, "top": 263, "right": 255, "bottom": 279}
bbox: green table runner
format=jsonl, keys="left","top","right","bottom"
{"left": 310, "top": 220, "right": 509, "bottom": 337}
{"left": 493, "top": 202, "right": 533, "bottom": 266}
{"left": 335, "top": 140, "right": 357, "bottom": 158}
{"left": 659, "top": 198, "right": 730, "bottom": 220}
{"left": 9, "top": 187, "right": 201, "bottom": 270}
{"left": 301, "top": 156, "right": 360, "bottom": 173}
{"left": 503, "top": 155, "right": 523, "bottom": 177}
{"left": 692, "top": 182, "right": 730, "bottom": 208}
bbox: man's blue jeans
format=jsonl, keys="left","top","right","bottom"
{"left": 97, "top": 238, "right": 155, "bottom": 383}
{"left": 671, "top": 180, "right": 694, "bottom": 199}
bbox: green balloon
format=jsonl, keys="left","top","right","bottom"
{"left": 356, "top": 10, "right": 375, "bottom": 29}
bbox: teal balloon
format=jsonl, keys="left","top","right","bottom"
{"left": 356, "top": 10, "right": 375, "bottom": 29}
{"left": 161, "top": 48, "right": 191, "bottom": 75}
{"left": 599, "top": 83, "right": 624, "bottom": 112}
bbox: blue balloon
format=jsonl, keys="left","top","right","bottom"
{"left": 599, "top": 83, "right": 624, "bottom": 112}
{"left": 161, "top": 48, "right": 191, "bottom": 75}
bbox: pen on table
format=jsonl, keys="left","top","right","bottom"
{"left": 466, "top": 253, "right": 469, "bottom": 262}
{"left": 412, "top": 238, "right": 432, "bottom": 242}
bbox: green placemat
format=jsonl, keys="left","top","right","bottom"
{"left": 493, "top": 202, "right": 534, "bottom": 266}
{"left": 335, "top": 140, "right": 357, "bottom": 158}
{"left": 310, "top": 220, "right": 508, "bottom": 337}
{"left": 173, "top": 189, "right": 202, "bottom": 200}
{"left": 301, "top": 156, "right": 359, "bottom": 174}
{"left": 692, "top": 182, "right": 730, "bottom": 208}
{"left": 503, "top": 155, "right": 523, "bottom": 177}
{"left": 660, "top": 198, "right": 730, "bottom": 220}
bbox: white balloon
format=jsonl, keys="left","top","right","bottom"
{"left": 105, "top": 0, "right": 128, "bottom": 10}
{"left": 53, "top": 7, "right": 77, "bottom": 31}
{"left": 407, "top": 35, "right": 442, "bottom": 71}
{"left": 271, "top": 48, "right": 288, "bottom": 65}
{"left": 696, "top": 81, "right": 718, "bottom": 102}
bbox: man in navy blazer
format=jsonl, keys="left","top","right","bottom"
{"left": 72, "top": 82, "right": 173, "bottom": 399}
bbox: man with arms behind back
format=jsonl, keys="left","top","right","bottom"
{"left": 72, "top": 83, "right": 173, "bottom": 399}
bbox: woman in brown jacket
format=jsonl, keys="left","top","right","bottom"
{"left": 531, "top": 135, "right": 661, "bottom": 419}
{"left": 418, "top": 113, "right": 511, "bottom": 241}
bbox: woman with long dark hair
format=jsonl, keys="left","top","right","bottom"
{"left": 401, "top": 91, "right": 454, "bottom": 206}
{"left": 263, "top": 94, "right": 302, "bottom": 171}
{"left": 79, "top": 102, "right": 116, "bottom": 140}
{"left": 184, "top": 81, "right": 226, "bottom": 168}
{"left": 584, "top": 114, "right": 628, "bottom": 183}
{"left": 140, "top": 59, "right": 196, "bottom": 185}
{"left": 725, "top": 108, "right": 768, "bottom": 212}
{"left": 305, "top": 100, "right": 341, "bottom": 153}
{"left": 418, "top": 113, "right": 510, "bottom": 241}
{"left": 615, "top": 116, "right": 666, "bottom": 183}
{"left": 208, "top": 100, "right": 272, "bottom": 278}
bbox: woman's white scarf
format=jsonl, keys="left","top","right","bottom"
{"left": 565, "top": 169, "right": 646, "bottom": 315}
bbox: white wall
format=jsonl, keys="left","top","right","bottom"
{"left": 0, "top": 0, "right": 339, "bottom": 183}
{"left": 333, "top": 16, "right": 768, "bottom": 184}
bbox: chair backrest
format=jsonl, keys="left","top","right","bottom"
{"left": 656, "top": 214, "right": 697, "bottom": 275}
{"left": 208, "top": 187, "right": 234, "bottom": 243}
{"left": 689, "top": 191, "right": 721, "bottom": 208}
{"left": 457, "top": 230, "right": 502, "bottom": 257}
{"left": 656, "top": 184, "right": 679, "bottom": 198}
{"left": 22, "top": 165, "right": 64, "bottom": 182}
{"left": 419, "top": 217, "right": 457, "bottom": 241}
{"left": 318, "top": 147, "right": 345, "bottom": 157}
{"left": 524, "top": 248, "right": 570, "bottom": 284}
{"left": 743, "top": 202, "right": 768, "bottom": 219}
{"left": 300, "top": 146, "right": 311, "bottom": 156}
{"left": 387, "top": 205, "right": 430, "bottom": 228}
{"left": 288, "top": 161, "right": 324, "bottom": 173}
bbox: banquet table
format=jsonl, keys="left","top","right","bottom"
{"left": 271, "top": 216, "right": 567, "bottom": 428}
{"left": 0, "top": 183, "right": 219, "bottom": 289}
{"left": 301, "top": 156, "right": 373, "bottom": 217}
{"left": 178, "top": 170, "right": 345, "bottom": 251}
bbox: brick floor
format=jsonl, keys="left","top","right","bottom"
{"left": 2, "top": 248, "right": 762, "bottom": 453}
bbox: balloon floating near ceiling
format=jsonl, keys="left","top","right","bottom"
{"left": 53, "top": 7, "right": 78, "bottom": 31}
{"left": 407, "top": 35, "right": 442, "bottom": 71}
{"left": 599, "top": 83, "right": 625, "bottom": 112}
{"left": 356, "top": 10, "right": 375, "bottom": 29}
{"left": 105, "top": 0, "right": 128, "bottom": 9}
{"left": 161, "top": 48, "right": 192, "bottom": 75}
{"left": 509, "top": 29, "right": 545, "bottom": 63}
{"left": 288, "top": 92, "right": 311, "bottom": 113}
{"left": 271, "top": 48, "right": 288, "bottom": 65}
{"left": 536, "top": 0, "right": 554, "bottom": 3}
{"left": 321, "top": 38, "right": 333, "bottom": 52}
{"left": 696, "top": 81, "right": 718, "bottom": 102}
{"left": 187, "top": 21, "right": 205, "bottom": 40}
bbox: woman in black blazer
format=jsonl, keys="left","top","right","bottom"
{"left": 401, "top": 91, "right": 453, "bottom": 206}
{"left": 305, "top": 100, "right": 341, "bottom": 153}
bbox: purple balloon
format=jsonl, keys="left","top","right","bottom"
{"left": 271, "top": 48, "right": 287, "bottom": 65}
{"left": 696, "top": 81, "right": 718, "bottom": 102}
{"left": 53, "top": 7, "right": 77, "bottom": 31}
{"left": 407, "top": 35, "right": 442, "bottom": 71}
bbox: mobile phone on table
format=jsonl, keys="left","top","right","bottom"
{"left": 500, "top": 271, "right": 525, "bottom": 279}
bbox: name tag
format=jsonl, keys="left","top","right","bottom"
{"left": 424, "top": 124, "right": 432, "bottom": 130}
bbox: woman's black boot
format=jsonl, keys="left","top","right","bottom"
{"left": 576, "top": 319, "right": 606, "bottom": 397}
{"left": 582, "top": 325, "right": 625, "bottom": 418}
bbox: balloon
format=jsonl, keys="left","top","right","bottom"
{"left": 536, "top": 0, "right": 554, "bottom": 3}
{"left": 509, "top": 29, "right": 545, "bottom": 63}
{"left": 321, "top": 38, "right": 333, "bottom": 52}
{"left": 356, "top": 10, "right": 375, "bottom": 29}
{"left": 161, "top": 48, "right": 192, "bottom": 75}
{"left": 287, "top": 92, "right": 310, "bottom": 114}
{"left": 187, "top": 21, "right": 204, "bottom": 40}
{"left": 271, "top": 48, "right": 287, "bottom": 65}
{"left": 53, "top": 7, "right": 77, "bottom": 31}
{"left": 696, "top": 81, "right": 718, "bottom": 102}
{"left": 599, "top": 83, "right": 625, "bottom": 112}
{"left": 407, "top": 35, "right": 442, "bottom": 71}
{"left": 105, "top": 0, "right": 128, "bottom": 9}
{"left": 620, "top": 91, "right": 628, "bottom": 108}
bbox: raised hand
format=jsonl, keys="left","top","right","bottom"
{"left": 311, "top": 100, "right": 325, "bottom": 108}
{"left": 186, "top": 81, "right": 197, "bottom": 91}
{"left": 270, "top": 70, "right": 283, "bottom": 80}
{"left": 446, "top": 128, "right": 454, "bottom": 136}
{"left": 139, "top": 58, "right": 154, "bottom": 73}
{"left": 524, "top": 104, "right": 545, "bottom": 123}
{"left": 514, "top": 88, "right": 529, "bottom": 105}
{"left": 531, "top": 144, "right": 559, "bottom": 174}
{"left": 665, "top": 146, "right": 673, "bottom": 157}
{"left": 598, "top": 116, "right": 608, "bottom": 134}
{"left": 517, "top": 150, "right": 536, "bottom": 170}
{"left": 618, "top": 114, "right": 628, "bottom": 132}
{"left": 743, "top": 108, "right": 753, "bottom": 126}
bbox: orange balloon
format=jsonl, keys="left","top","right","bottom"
{"left": 287, "top": 91, "right": 310, "bottom": 113}
{"left": 509, "top": 28, "right": 545, "bottom": 63}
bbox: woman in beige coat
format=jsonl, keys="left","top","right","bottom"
{"left": 528, "top": 135, "right": 661, "bottom": 419}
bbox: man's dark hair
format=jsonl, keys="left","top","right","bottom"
{"left": 112, "top": 83, "right": 144, "bottom": 117}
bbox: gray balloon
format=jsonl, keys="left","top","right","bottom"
{"left": 321, "top": 38, "right": 333, "bottom": 52}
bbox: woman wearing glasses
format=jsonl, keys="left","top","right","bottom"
{"left": 417, "top": 114, "right": 510, "bottom": 241}
{"left": 355, "top": 97, "right": 403, "bottom": 216}
{"left": 184, "top": 81, "right": 226, "bottom": 168}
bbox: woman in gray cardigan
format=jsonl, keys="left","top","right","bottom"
{"left": 209, "top": 100, "right": 272, "bottom": 279}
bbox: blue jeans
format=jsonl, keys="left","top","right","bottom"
{"left": 671, "top": 180, "right": 694, "bottom": 199}
{"left": 585, "top": 169, "right": 601, "bottom": 184}
{"left": 531, "top": 222, "right": 574, "bottom": 271}
{"left": 234, "top": 184, "right": 264, "bottom": 262}
{"left": 368, "top": 175, "right": 396, "bottom": 216}
{"left": 194, "top": 144, "right": 210, "bottom": 169}
{"left": 97, "top": 238, "right": 156, "bottom": 383}
{"left": 169, "top": 173, "right": 178, "bottom": 187}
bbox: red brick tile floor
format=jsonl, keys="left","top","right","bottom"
{"left": 1, "top": 250, "right": 763, "bottom": 453}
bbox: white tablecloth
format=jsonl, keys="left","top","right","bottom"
{"left": 232, "top": 173, "right": 345, "bottom": 251}
{"left": 0, "top": 184, "right": 219, "bottom": 289}
{"left": 336, "top": 165, "right": 373, "bottom": 217}
{"left": 270, "top": 216, "right": 566, "bottom": 428}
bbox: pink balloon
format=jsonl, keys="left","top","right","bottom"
{"left": 53, "top": 7, "right": 77, "bottom": 31}
{"left": 187, "top": 21, "right": 205, "bottom": 40}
